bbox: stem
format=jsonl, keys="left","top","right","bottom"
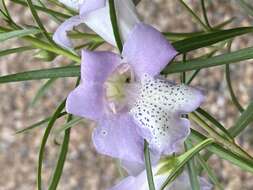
{"left": 189, "top": 112, "right": 252, "bottom": 160}
{"left": 144, "top": 140, "right": 156, "bottom": 190}
{"left": 225, "top": 42, "right": 244, "bottom": 113}
{"left": 200, "top": 0, "right": 212, "bottom": 29}
{"left": 178, "top": 0, "right": 209, "bottom": 31}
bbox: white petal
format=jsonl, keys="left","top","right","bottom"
{"left": 82, "top": 0, "right": 140, "bottom": 46}
{"left": 130, "top": 74, "right": 204, "bottom": 154}
{"left": 115, "top": 0, "right": 140, "bottom": 42}
{"left": 59, "top": 0, "right": 84, "bottom": 10}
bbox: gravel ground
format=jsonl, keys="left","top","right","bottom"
{"left": 0, "top": 0, "right": 253, "bottom": 189}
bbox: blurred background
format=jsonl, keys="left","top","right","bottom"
{"left": 0, "top": 0, "right": 253, "bottom": 189}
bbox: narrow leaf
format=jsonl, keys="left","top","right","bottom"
{"left": 48, "top": 115, "right": 72, "bottom": 190}
{"left": 0, "top": 28, "right": 40, "bottom": 42}
{"left": 173, "top": 27, "right": 253, "bottom": 53}
{"left": 229, "top": 102, "right": 253, "bottom": 137}
{"left": 15, "top": 112, "right": 66, "bottom": 134}
{"left": 0, "top": 65, "right": 80, "bottom": 83}
{"left": 190, "top": 129, "right": 253, "bottom": 173}
{"left": 144, "top": 140, "right": 156, "bottom": 190}
{"left": 163, "top": 46, "right": 253, "bottom": 74}
{"left": 37, "top": 100, "right": 66, "bottom": 190}
{"left": 31, "top": 78, "right": 57, "bottom": 106}
{"left": 160, "top": 138, "right": 214, "bottom": 190}
{"left": 0, "top": 46, "right": 34, "bottom": 57}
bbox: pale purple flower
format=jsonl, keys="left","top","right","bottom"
{"left": 54, "top": 0, "right": 140, "bottom": 48}
{"left": 66, "top": 22, "right": 204, "bottom": 169}
{"left": 109, "top": 170, "right": 212, "bottom": 190}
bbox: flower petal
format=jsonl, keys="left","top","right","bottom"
{"left": 59, "top": 0, "right": 81, "bottom": 10}
{"left": 79, "top": 0, "right": 106, "bottom": 15}
{"left": 121, "top": 151, "right": 160, "bottom": 176}
{"left": 122, "top": 23, "right": 178, "bottom": 78}
{"left": 81, "top": 0, "right": 140, "bottom": 46}
{"left": 81, "top": 50, "right": 120, "bottom": 84}
{"left": 66, "top": 83, "right": 105, "bottom": 120}
{"left": 109, "top": 176, "right": 136, "bottom": 190}
{"left": 120, "top": 160, "right": 145, "bottom": 176}
{"left": 92, "top": 114, "right": 144, "bottom": 163}
{"left": 114, "top": 0, "right": 140, "bottom": 42}
{"left": 130, "top": 75, "right": 204, "bottom": 154}
{"left": 109, "top": 170, "right": 212, "bottom": 190}
{"left": 53, "top": 16, "right": 82, "bottom": 49}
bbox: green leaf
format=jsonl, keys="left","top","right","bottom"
{"left": 15, "top": 112, "right": 66, "bottom": 134}
{"left": 196, "top": 108, "right": 234, "bottom": 142}
{"left": 48, "top": 115, "right": 72, "bottom": 190}
{"left": 31, "top": 78, "right": 57, "bottom": 106}
{"left": 0, "top": 46, "right": 34, "bottom": 57}
{"left": 0, "top": 25, "right": 80, "bottom": 63}
{"left": 55, "top": 117, "right": 83, "bottom": 134}
{"left": 185, "top": 141, "right": 200, "bottom": 190}
{"left": 0, "top": 65, "right": 80, "bottom": 83}
{"left": 229, "top": 102, "right": 253, "bottom": 137}
{"left": 196, "top": 153, "right": 224, "bottom": 190}
{"left": 109, "top": 0, "right": 123, "bottom": 52}
{"left": 0, "top": 28, "right": 40, "bottom": 42}
{"left": 173, "top": 27, "right": 253, "bottom": 53}
{"left": 37, "top": 100, "right": 66, "bottom": 190}
{"left": 144, "top": 140, "right": 156, "bottom": 190}
{"left": 160, "top": 138, "right": 214, "bottom": 190}
{"left": 225, "top": 64, "right": 244, "bottom": 113}
{"left": 26, "top": 0, "right": 53, "bottom": 43}
{"left": 236, "top": 0, "right": 253, "bottom": 17}
{"left": 11, "top": 0, "right": 71, "bottom": 19}
{"left": 190, "top": 129, "right": 253, "bottom": 173}
{"left": 163, "top": 46, "right": 253, "bottom": 74}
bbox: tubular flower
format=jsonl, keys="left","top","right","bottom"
{"left": 54, "top": 0, "right": 140, "bottom": 48}
{"left": 109, "top": 169, "right": 212, "bottom": 190}
{"left": 66, "top": 22, "right": 204, "bottom": 169}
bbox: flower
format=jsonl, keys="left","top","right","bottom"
{"left": 54, "top": 0, "right": 140, "bottom": 48}
{"left": 109, "top": 168, "right": 212, "bottom": 190}
{"left": 66, "top": 22, "right": 203, "bottom": 171}
{"left": 58, "top": 0, "right": 83, "bottom": 10}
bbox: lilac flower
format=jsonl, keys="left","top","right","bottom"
{"left": 109, "top": 169, "right": 212, "bottom": 190}
{"left": 54, "top": 0, "right": 140, "bottom": 48}
{"left": 66, "top": 22, "right": 204, "bottom": 170}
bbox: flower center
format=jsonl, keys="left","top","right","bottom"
{"left": 104, "top": 63, "right": 137, "bottom": 114}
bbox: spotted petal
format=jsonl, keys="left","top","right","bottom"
{"left": 130, "top": 75, "right": 204, "bottom": 155}
{"left": 122, "top": 23, "right": 178, "bottom": 79}
{"left": 92, "top": 114, "right": 144, "bottom": 163}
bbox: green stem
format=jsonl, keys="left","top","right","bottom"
{"left": 225, "top": 41, "right": 244, "bottom": 113}
{"left": 144, "top": 140, "right": 156, "bottom": 190}
{"left": 190, "top": 112, "right": 252, "bottom": 160}
{"left": 178, "top": 0, "right": 209, "bottom": 31}
{"left": 200, "top": 0, "right": 212, "bottom": 29}
{"left": 37, "top": 100, "right": 66, "bottom": 190}
{"left": 0, "top": 26, "right": 80, "bottom": 63}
